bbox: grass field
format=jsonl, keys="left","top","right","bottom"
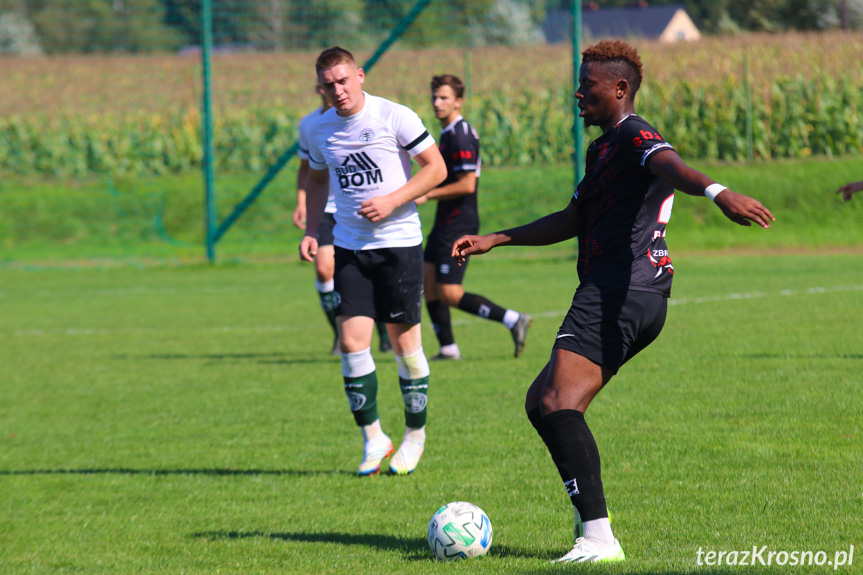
{"left": 2, "top": 154, "right": 863, "bottom": 266}
{"left": 1, "top": 252, "right": 861, "bottom": 573}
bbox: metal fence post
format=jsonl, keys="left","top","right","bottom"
{"left": 572, "top": 0, "right": 584, "bottom": 186}
{"left": 201, "top": 0, "right": 216, "bottom": 262}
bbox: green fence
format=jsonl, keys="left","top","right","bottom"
{"left": 2, "top": 2, "right": 863, "bottom": 262}
{"left": 1, "top": 0, "right": 585, "bottom": 260}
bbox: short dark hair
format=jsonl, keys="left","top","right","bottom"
{"left": 315, "top": 46, "right": 357, "bottom": 74}
{"left": 431, "top": 74, "right": 464, "bottom": 99}
{"left": 582, "top": 40, "right": 643, "bottom": 98}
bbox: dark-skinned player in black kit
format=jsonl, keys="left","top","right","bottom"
{"left": 452, "top": 40, "right": 774, "bottom": 563}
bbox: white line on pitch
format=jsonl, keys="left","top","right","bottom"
{"left": 5, "top": 284, "right": 862, "bottom": 337}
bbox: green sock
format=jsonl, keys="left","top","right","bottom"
{"left": 345, "top": 371, "right": 379, "bottom": 426}
{"left": 319, "top": 291, "right": 338, "bottom": 336}
{"left": 399, "top": 375, "right": 429, "bottom": 428}
{"left": 376, "top": 321, "right": 391, "bottom": 346}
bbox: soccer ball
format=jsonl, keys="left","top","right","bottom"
{"left": 427, "top": 501, "right": 493, "bottom": 561}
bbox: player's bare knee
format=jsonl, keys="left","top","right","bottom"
{"left": 439, "top": 286, "right": 463, "bottom": 307}
{"left": 539, "top": 393, "right": 563, "bottom": 416}
{"left": 315, "top": 263, "right": 334, "bottom": 282}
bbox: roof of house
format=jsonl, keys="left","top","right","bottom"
{"left": 583, "top": 4, "right": 684, "bottom": 38}
{"left": 543, "top": 4, "right": 692, "bottom": 43}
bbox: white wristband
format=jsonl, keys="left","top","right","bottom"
{"left": 704, "top": 183, "right": 727, "bottom": 202}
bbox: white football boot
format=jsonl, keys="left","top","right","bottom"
{"left": 389, "top": 430, "right": 425, "bottom": 475}
{"left": 554, "top": 537, "right": 625, "bottom": 563}
{"left": 357, "top": 434, "right": 393, "bottom": 476}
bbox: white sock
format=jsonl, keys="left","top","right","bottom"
{"left": 573, "top": 507, "right": 584, "bottom": 540}
{"left": 583, "top": 517, "right": 614, "bottom": 545}
{"left": 502, "top": 310, "right": 520, "bottom": 329}
{"left": 315, "top": 278, "right": 334, "bottom": 293}
{"left": 404, "top": 426, "right": 426, "bottom": 443}
{"left": 361, "top": 419, "right": 383, "bottom": 442}
{"left": 395, "top": 347, "right": 430, "bottom": 380}
{"left": 440, "top": 343, "right": 460, "bottom": 357}
{"left": 341, "top": 347, "right": 375, "bottom": 378}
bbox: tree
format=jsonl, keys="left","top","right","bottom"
{"left": 0, "top": 11, "right": 43, "bottom": 54}
{"left": 468, "top": 0, "right": 545, "bottom": 46}
{"left": 28, "top": 0, "right": 181, "bottom": 53}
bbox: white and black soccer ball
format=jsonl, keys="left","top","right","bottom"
{"left": 427, "top": 501, "right": 493, "bottom": 561}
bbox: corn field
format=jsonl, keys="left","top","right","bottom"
{"left": 0, "top": 32, "right": 861, "bottom": 176}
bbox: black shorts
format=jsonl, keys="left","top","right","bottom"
{"left": 553, "top": 284, "right": 667, "bottom": 374}
{"left": 316, "top": 212, "right": 336, "bottom": 247}
{"left": 423, "top": 227, "right": 476, "bottom": 285}
{"left": 334, "top": 244, "right": 424, "bottom": 324}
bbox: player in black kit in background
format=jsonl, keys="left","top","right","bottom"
{"left": 452, "top": 41, "right": 774, "bottom": 563}
{"left": 417, "top": 74, "right": 532, "bottom": 360}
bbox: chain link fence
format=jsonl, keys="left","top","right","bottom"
{"left": 2, "top": 2, "right": 862, "bottom": 261}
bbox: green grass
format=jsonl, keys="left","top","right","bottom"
{"left": 1, "top": 253, "right": 861, "bottom": 573}
{"left": 2, "top": 155, "right": 862, "bottom": 266}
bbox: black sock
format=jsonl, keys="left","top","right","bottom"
{"left": 528, "top": 406, "right": 564, "bottom": 465}
{"left": 527, "top": 407, "right": 551, "bottom": 447}
{"left": 542, "top": 409, "right": 608, "bottom": 522}
{"left": 426, "top": 299, "right": 455, "bottom": 346}
{"left": 458, "top": 292, "right": 506, "bottom": 323}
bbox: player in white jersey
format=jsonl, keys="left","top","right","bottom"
{"left": 299, "top": 47, "right": 447, "bottom": 476}
{"left": 293, "top": 85, "right": 391, "bottom": 355}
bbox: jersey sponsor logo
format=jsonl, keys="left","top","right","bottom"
{"left": 360, "top": 129, "right": 375, "bottom": 142}
{"left": 444, "top": 207, "right": 462, "bottom": 226}
{"left": 336, "top": 152, "right": 383, "bottom": 190}
{"left": 647, "top": 248, "right": 674, "bottom": 278}
{"left": 633, "top": 129, "right": 664, "bottom": 148}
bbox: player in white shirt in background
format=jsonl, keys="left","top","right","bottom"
{"left": 294, "top": 86, "right": 391, "bottom": 355}
{"left": 299, "top": 47, "right": 446, "bottom": 476}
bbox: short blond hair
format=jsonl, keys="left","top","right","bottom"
{"left": 315, "top": 46, "right": 357, "bottom": 74}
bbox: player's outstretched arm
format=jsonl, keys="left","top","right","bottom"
{"left": 298, "top": 167, "right": 329, "bottom": 263}
{"left": 452, "top": 202, "right": 579, "bottom": 264}
{"left": 836, "top": 180, "right": 863, "bottom": 203}
{"left": 418, "top": 171, "right": 477, "bottom": 205}
{"left": 649, "top": 150, "right": 774, "bottom": 229}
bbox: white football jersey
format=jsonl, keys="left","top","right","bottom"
{"left": 298, "top": 106, "right": 336, "bottom": 214}
{"left": 307, "top": 92, "right": 435, "bottom": 250}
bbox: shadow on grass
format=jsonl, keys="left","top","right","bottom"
{"left": 192, "top": 530, "right": 547, "bottom": 561}
{"left": 0, "top": 468, "right": 354, "bottom": 477}
{"left": 111, "top": 352, "right": 335, "bottom": 365}
{"left": 190, "top": 532, "right": 760, "bottom": 572}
